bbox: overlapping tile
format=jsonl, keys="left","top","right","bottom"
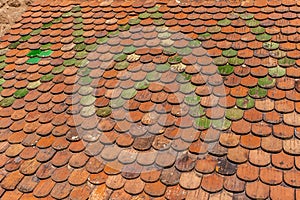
{"left": 0, "top": 0, "right": 300, "bottom": 199}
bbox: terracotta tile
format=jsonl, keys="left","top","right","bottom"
{"left": 260, "top": 167, "right": 282, "bottom": 185}
{"left": 246, "top": 180, "right": 270, "bottom": 199}
{"left": 261, "top": 135, "right": 283, "bottom": 153}
{"left": 0, "top": 170, "right": 24, "bottom": 190}
{"left": 144, "top": 181, "right": 166, "bottom": 197}
{"left": 270, "top": 185, "right": 295, "bottom": 200}
{"left": 50, "top": 182, "right": 71, "bottom": 199}
{"left": 272, "top": 151, "right": 294, "bottom": 170}
{"left": 237, "top": 162, "right": 259, "bottom": 181}
{"left": 124, "top": 178, "right": 145, "bottom": 195}
{"left": 201, "top": 173, "right": 224, "bottom": 193}
{"left": 284, "top": 169, "right": 300, "bottom": 187}
{"left": 69, "top": 184, "right": 92, "bottom": 200}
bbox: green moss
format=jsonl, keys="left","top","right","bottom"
{"left": 62, "top": 12, "right": 72, "bottom": 18}
{"left": 251, "top": 26, "right": 265, "bottom": 34}
{"left": 114, "top": 54, "right": 127, "bottom": 62}
{"left": 110, "top": 97, "right": 125, "bottom": 108}
{"left": 158, "top": 32, "right": 171, "bottom": 39}
{"left": 189, "top": 105, "right": 205, "bottom": 118}
{"left": 198, "top": 32, "right": 211, "bottom": 40}
{"left": 40, "top": 74, "right": 54, "bottom": 82}
{"left": 184, "top": 95, "right": 200, "bottom": 106}
{"left": 258, "top": 76, "right": 276, "bottom": 88}
{"left": 123, "top": 46, "right": 136, "bottom": 54}
{"left": 79, "top": 76, "right": 93, "bottom": 85}
{"left": 180, "top": 83, "right": 196, "bottom": 94}
{"left": 42, "top": 22, "right": 52, "bottom": 29}
{"left": 139, "top": 12, "right": 151, "bottom": 19}
{"left": 8, "top": 42, "right": 20, "bottom": 49}
{"left": 27, "top": 80, "right": 41, "bottom": 89}
{"left": 20, "top": 35, "right": 31, "bottom": 42}
{"left": 213, "top": 56, "right": 228, "bottom": 66}
{"left": 246, "top": 19, "right": 260, "bottom": 27}
{"left": 228, "top": 57, "right": 244, "bottom": 66}
{"left": 119, "top": 24, "right": 130, "bottom": 31}
{"left": 151, "top": 12, "right": 163, "bottom": 19}
{"left": 146, "top": 71, "right": 161, "bottom": 81}
{"left": 75, "top": 51, "right": 88, "bottom": 59}
{"left": 96, "top": 36, "right": 108, "bottom": 44}
{"left": 240, "top": 13, "right": 254, "bottom": 20}
{"left": 27, "top": 49, "right": 42, "bottom": 57}
{"left": 38, "top": 50, "right": 53, "bottom": 57}
{"left": 128, "top": 18, "right": 141, "bottom": 25}
{"left": 74, "top": 43, "right": 86, "bottom": 51}
{"left": 0, "top": 97, "right": 15, "bottom": 107}
{"left": 72, "top": 30, "right": 84, "bottom": 37}
{"left": 73, "top": 23, "right": 83, "bottom": 30}
{"left": 153, "top": 19, "right": 165, "bottom": 26}
{"left": 0, "top": 78, "right": 5, "bottom": 85}
{"left": 269, "top": 66, "right": 286, "bottom": 77}
{"left": 256, "top": 33, "right": 272, "bottom": 42}
{"left": 177, "top": 47, "right": 192, "bottom": 56}
{"left": 80, "top": 95, "right": 96, "bottom": 106}
{"left": 176, "top": 72, "right": 192, "bottom": 83}
{"left": 73, "top": 17, "right": 83, "bottom": 24}
{"left": 163, "top": 47, "right": 177, "bottom": 55}
{"left": 236, "top": 96, "right": 255, "bottom": 109}
{"left": 85, "top": 44, "right": 98, "bottom": 52}
{"left": 78, "top": 68, "right": 91, "bottom": 76}
{"left": 71, "top": 5, "right": 81, "bottom": 12}
{"left": 115, "top": 61, "right": 129, "bottom": 70}
{"left": 40, "top": 43, "right": 52, "bottom": 50}
{"left": 96, "top": 106, "right": 112, "bottom": 117}
{"left": 249, "top": 86, "right": 267, "bottom": 98}
{"left": 121, "top": 88, "right": 137, "bottom": 99}
{"left": 207, "top": 26, "right": 221, "bottom": 33}
{"left": 194, "top": 116, "right": 211, "bottom": 130}
{"left": 26, "top": 57, "right": 41, "bottom": 64}
{"left": 107, "top": 30, "right": 120, "bottom": 37}
{"left": 278, "top": 57, "right": 295, "bottom": 66}
{"left": 217, "top": 19, "right": 231, "bottom": 26}
{"left": 218, "top": 63, "right": 234, "bottom": 75}
{"left": 168, "top": 55, "right": 182, "bottom": 64}
{"left": 52, "top": 17, "right": 62, "bottom": 23}
{"left": 63, "top": 58, "right": 76, "bottom": 66}
{"left": 263, "top": 41, "right": 279, "bottom": 50}
{"left": 188, "top": 40, "right": 201, "bottom": 48}
{"left": 135, "top": 80, "right": 150, "bottom": 90}
{"left": 147, "top": 5, "right": 159, "bottom": 13}
{"left": 225, "top": 108, "right": 244, "bottom": 121}
{"left": 30, "top": 28, "right": 42, "bottom": 36}
{"left": 156, "top": 63, "right": 170, "bottom": 72}
{"left": 222, "top": 49, "right": 237, "bottom": 57}
{"left": 212, "top": 118, "right": 231, "bottom": 130}
{"left": 14, "top": 88, "right": 28, "bottom": 98}
{"left": 74, "top": 37, "right": 85, "bottom": 44}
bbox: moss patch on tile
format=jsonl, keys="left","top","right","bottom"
{"left": 0, "top": 97, "right": 15, "bottom": 107}
{"left": 218, "top": 64, "right": 234, "bottom": 75}
{"left": 263, "top": 41, "right": 279, "bottom": 50}
{"left": 40, "top": 74, "right": 54, "bottom": 82}
{"left": 14, "top": 88, "right": 28, "bottom": 99}
{"left": 115, "top": 61, "right": 129, "bottom": 70}
{"left": 258, "top": 76, "right": 276, "bottom": 88}
{"left": 194, "top": 116, "right": 211, "bottom": 129}
{"left": 278, "top": 57, "right": 295, "bottom": 67}
{"left": 135, "top": 80, "right": 150, "bottom": 90}
{"left": 217, "top": 19, "right": 231, "bottom": 26}
{"left": 96, "top": 106, "right": 112, "bottom": 117}
{"left": 269, "top": 66, "right": 286, "bottom": 77}
{"left": 249, "top": 86, "right": 267, "bottom": 98}
{"left": 236, "top": 96, "right": 255, "bottom": 109}
{"left": 256, "top": 33, "right": 272, "bottom": 42}
{"left": 225, "top": 108, "right": 244, "bottom": 121}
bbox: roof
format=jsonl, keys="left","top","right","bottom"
{"left": 0, "top": 0, "right": 300, "bottom": 199}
